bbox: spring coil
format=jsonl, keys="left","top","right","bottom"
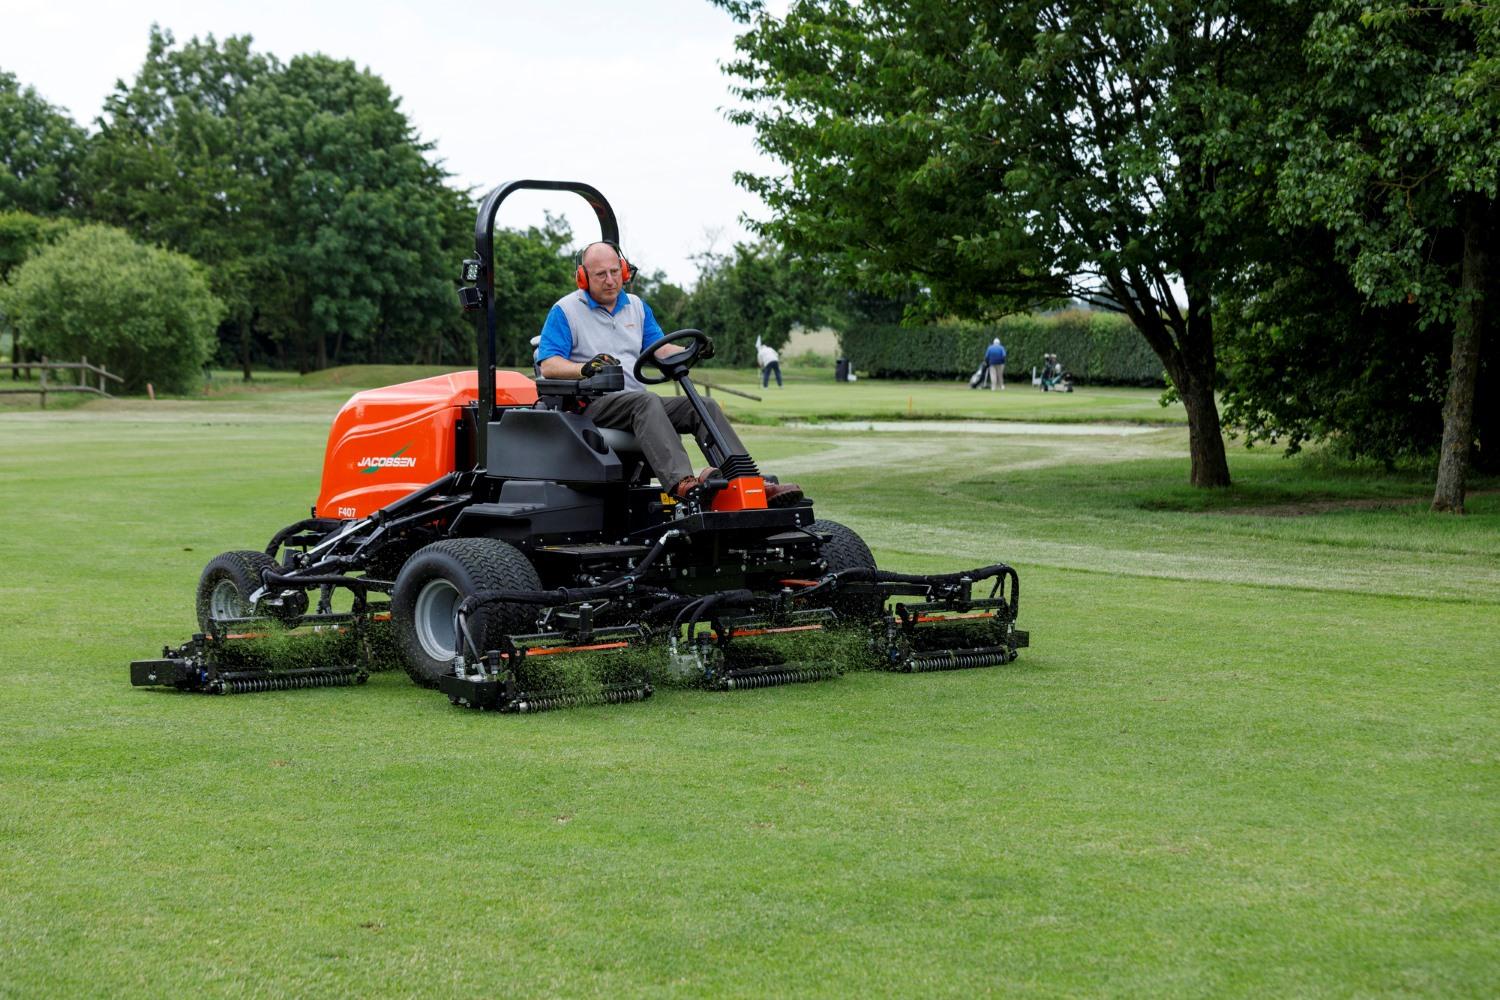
{"left": 900, "top": 648, "right": 1014, "bottom": 673}
{"left": 219, "top": 669, "right": 365, "bottom": 694}
{"left": 512, "top": 684, "right": 653, "bottom": 713}
{"left": 717, "top": 666, "right": 839, "bottom": 690}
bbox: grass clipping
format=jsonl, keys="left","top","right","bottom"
{"left": 507, "top": 624, "right": 880, "bottom": 696}
{"left": 209, "top": 615, "right": 1006, "bottom": 698}
{"left": 209, "top": 619, "right": 404, "bottom": 673}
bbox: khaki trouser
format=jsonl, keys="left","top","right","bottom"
{"left": 988, "top": 363, "right": 1005, "bottom": 390}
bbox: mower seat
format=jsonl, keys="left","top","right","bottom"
{"left": 596, "top": 427, "right": 642, "bottom": 454}
{"left": 593, "top": 425, "right": 653, "bottom": 486}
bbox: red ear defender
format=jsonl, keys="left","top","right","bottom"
{"left": 575, "top": 243, "right": 630, "bottom": 290}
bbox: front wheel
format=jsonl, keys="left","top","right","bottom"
{"left": 196, "top": 550, "right": 309, "bottom": 632}
{"left": 391, "top": 538, "right": 542, "bottom": 687}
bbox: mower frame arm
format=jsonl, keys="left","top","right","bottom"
{"left": 470, "top": 180, "right": 620, "bottom": 467}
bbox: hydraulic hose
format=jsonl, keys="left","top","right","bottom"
{"left": 788, "top": 562, "right": 1020, "bottom": 619}
{"left": 672, "top": 589, "right": 755, "bottom": 635}
{"left": 264, "top": 518, "right": 333, "bottom": 560}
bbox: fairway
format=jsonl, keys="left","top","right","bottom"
{"left": 1, "top": 374, "right": 1496, "bottom": 998}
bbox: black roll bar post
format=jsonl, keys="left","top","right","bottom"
{"left": 471, "top": 180, "right": 619, "bottom": 468}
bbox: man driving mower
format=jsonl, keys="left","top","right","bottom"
{"left": 536, "top": 240, "right": 803, "bottom": 505}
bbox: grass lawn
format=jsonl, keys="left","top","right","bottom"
{"left": 0, "top": 371, "right": 1495, "bottom": 997}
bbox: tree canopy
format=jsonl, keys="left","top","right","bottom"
{"left": 713, "top": 0, "right": 1305, "bottom": 486}
{"left": 1271, "top": 0, "right": 1498, "bottom": 511}
{"left": 87, "top": 28, "right": 460, "bottom": 375}
{"left": 680, "top": 241, "right": 834, "bottom": 367}
{"left": 2, "top": 12, "right": 1491, "bottom": 509}
{"left": 0, "top": 70, "right": 86, "bottom": 216}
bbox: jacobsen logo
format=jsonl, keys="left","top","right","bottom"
{"left": 359, "top": 444, "right": 416, "bottom": 474}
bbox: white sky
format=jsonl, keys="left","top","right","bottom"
{"left": 0, "top": 0, "right": 785, "bottom": 286}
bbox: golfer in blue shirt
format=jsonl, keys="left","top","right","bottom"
{"left": 984, "top": 339, "right": 1007, "bottom": 391}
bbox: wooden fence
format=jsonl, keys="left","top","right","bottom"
{"left": 0, "top": 357, "right": 123, "bottom": 409}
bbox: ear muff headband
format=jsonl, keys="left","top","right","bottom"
{"left": 576, "top": 242, "right": 633, "bottom": 290}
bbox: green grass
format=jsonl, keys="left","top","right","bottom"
{"left": 1, "top": 372, "right": 1496, "bottom": 997}
{"left": 676, "top": 363, "right": 1186, "bottom": 426}
{"left": 192, "top": 362, "right": 1188, "bottom": 426}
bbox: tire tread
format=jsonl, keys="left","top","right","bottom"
{"left": 810, "top": 519, "right": 883, "bottom": 621}
{"left": 392, "top": 537, "right": 541, "bottom": 687}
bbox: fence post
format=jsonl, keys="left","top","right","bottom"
{"left": 99, "top": 364, "right": 107, "bottom": 395}
{"left": 79, "top": 355, "right": 87, "bottom": 388}
{"left": 39, "top": 356, "right": 48, "bottom": 410}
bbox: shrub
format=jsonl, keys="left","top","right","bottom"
{"left": 1, "top": 224, "right": 223, "bottom": 392}
{"left": 837, "top": 310, "right": 1165, "bottom": 385}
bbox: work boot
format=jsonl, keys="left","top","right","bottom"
{"left": 673, "top": 467, "right": 720, "bottom": 499}
{"left": 764, "top": 481, "right": 804, "bottom": 507}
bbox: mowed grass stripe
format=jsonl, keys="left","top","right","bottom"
{"left": 0, "top": 381, "right": 1495, "bottom": 997}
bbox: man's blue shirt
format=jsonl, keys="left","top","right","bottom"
{"left": 985, "top": 343, "right": 1007, "bottom": 365}
{"left": 536, "top": 290, "right": 665, "bottom": 362}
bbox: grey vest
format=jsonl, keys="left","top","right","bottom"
{"left": 556, "top": 290, "right": 651, "bottom": 391}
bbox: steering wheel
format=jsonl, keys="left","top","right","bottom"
{"left": 634, "top": 329, "right": 713, "bottom": 386}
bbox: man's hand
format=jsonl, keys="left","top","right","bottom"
{"left": 580, "top": 353, "right": 621, "bottom": 377}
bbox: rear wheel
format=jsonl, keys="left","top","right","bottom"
{"left": 391, "top": 538, "right": 542, "bottom": 687}
{"left": 811, "top": 519, "right": 884, "bottom": 623}
{"left": 196, "top": 550, "right": 309, "bottom": 632}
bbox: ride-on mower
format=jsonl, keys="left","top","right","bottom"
{"left": 130, "top": 181, "right": 1027, "bottom": 711}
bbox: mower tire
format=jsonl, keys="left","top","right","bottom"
{"left": 391, "top": 537, "right": 542, "bottom": 688}
{"left": 811, "top": 519, "right": 884, "bottom": 622}
{"left": 196, "top": 549, "right": 308, "bottom": 632}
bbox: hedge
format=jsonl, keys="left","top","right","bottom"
{"left": 837, "top": 310, "right": 1165, "bottom": 386}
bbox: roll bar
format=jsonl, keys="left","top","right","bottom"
{"left": 462, "top": 180, "right": 619, "bottom": 469}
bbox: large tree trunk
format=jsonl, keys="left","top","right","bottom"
{"left": 1178, "top": 286, "right": 1232, "bottom": 488}
{"left": 1179, "top": 376, "right": 1231, "bottom": 488}
{"left": 1432, "top": 197, "right": 1490, "bottom": 513}
{"left": 1110, "top": 274, "right": 1233, "bottom": 487}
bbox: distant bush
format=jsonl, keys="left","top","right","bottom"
{"left": 1, "top": 224, "right": 223, "bottom": 392}
{"left": 837, "top": 310, "right": 1164, "bottom": 385}
{"left": 788, "top": 349, "right": 835, "bottom": 367}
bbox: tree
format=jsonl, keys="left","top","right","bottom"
{"left": 89, "top": 29, "right": 464, "bottom": 376}
{"left": 682, "top": 240, "right": 835, "bottom": 366}
{"left": 2, "top": 224, "right": 223, "bottom": 392}
{"left": 1275, "top": 1, "right": 1498, "bottom": 512}
{"left": 715, "top": 0, "right": 1307, "bottom": 486}
{"left": 488, "top": 214, "right": 577, "bottom": 368}
{"left": 628, "top": 267, "right": 691, "bottom": 335}
{"left": 1217, "top": 230, "right": 1463, "bottom": 467}
{"left": 87, "top": 29, "right": 274, "bottom": 379}
{"left": 240, "top": 52, "right": 457, "bottom": 372}
{"left": 0, "top": 70, "right": 86, "bottom": 215}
